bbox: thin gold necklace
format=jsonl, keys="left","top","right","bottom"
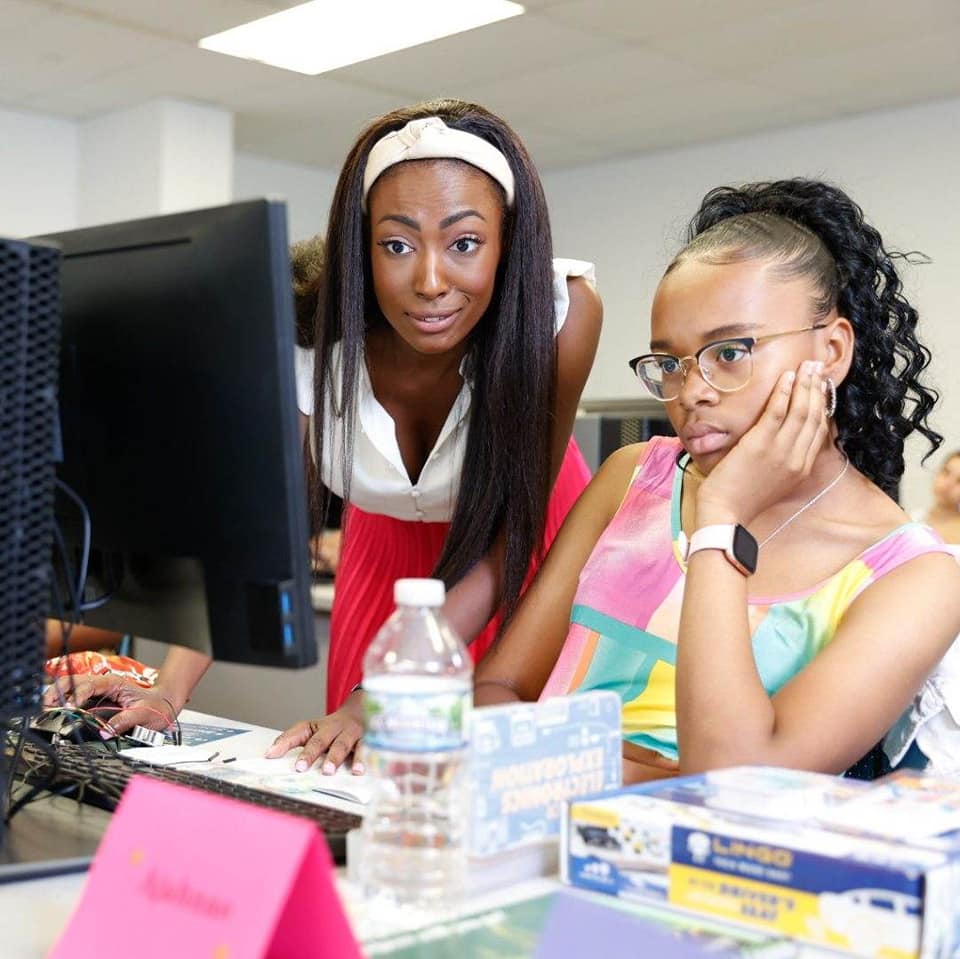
{"left": 758, "top": 457, "right": 849, "bottom": 548}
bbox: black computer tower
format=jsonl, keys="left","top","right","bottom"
{"left": 0, "top": 238, "right": 60, "bottom": 827}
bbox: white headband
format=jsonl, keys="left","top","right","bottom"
{"left": 362, "top": 116, "right": 515, "bottom": 211}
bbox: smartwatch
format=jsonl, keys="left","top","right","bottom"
{"left": 684, "top": 524, "right": 758, "bottom": 576}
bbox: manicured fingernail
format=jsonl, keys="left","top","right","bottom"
{"left": 295, "top": 759, "right": 308, "bottom": 772}
{"left": 352, "top": 762, "right": 365, "bottom": 776}
{"left": 99, "top": 729, "right": 114, "bottom": 740}
{"left": 322, "top": 761, "right": 335, "bottom": 775}
{"left": 813, "top": 361, "right": 824, "bottom": 373}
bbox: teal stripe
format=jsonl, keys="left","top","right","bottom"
{"left": 627, "top": 730, "right": 678, "bottom": 761}
{"left": 570, "top": 604, "right": 677, "bottom": 760}
{"left": 671, "top": 453, "right": 686, "bottom": 545}
{"left": 570, "top": 605, "right": 676, "bottom": 663}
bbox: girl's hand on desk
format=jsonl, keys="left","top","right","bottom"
{"left": 42, "top": 674, "right": 179, "bottom": 736}
{"left": 265, "top": 690, "right": 365, "bottom": 776}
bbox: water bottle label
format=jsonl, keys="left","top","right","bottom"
{"left": 364, "top": 687, "right": 470, "bottom": 752}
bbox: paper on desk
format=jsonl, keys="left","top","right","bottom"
{"left": 122, "top": 745, "right": 374, "bottom": 805}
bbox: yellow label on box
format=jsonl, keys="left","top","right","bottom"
{"left": 668, "top": 863, "right": 917, "bottom": 958}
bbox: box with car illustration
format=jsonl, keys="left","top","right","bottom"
{"left": 562, "top": 766, "right": 960, "bottom": 959}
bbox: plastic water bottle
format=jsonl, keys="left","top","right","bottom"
{"left": 361, "top": 578, "right": 472, "bottom": 909}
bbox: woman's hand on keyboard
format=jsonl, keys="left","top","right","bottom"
{"left": 265, "top": 691, "right": 365, "bottom": 776}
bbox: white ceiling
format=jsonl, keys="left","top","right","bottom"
{"left": 3, "top": 0, "right": 959, "bottom": 172}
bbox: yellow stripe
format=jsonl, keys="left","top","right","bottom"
{"left": 622, "top": 659, "right": 677, "bottom": 736}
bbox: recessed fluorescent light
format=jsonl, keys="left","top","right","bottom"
{"left": 199, "top": 0, "right": 525, "bottom": 76}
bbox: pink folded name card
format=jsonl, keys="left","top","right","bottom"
{"left": 49, "top": 775, "right": 362, "bottom": 959}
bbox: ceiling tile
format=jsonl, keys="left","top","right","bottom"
{"left": 222, "top": 73, "right": 403, "bottom": 119}
{"left": 532, "top": 76, "right": 831, "bottom": 157}
{"left": 453, "top": 45, "right": 716, "bottom": 125}
{"left": 646, "top": 0, "right": 960, "bottom": 73}
{"left": 541, "top": 0, "right": 789, "bottom": 43}
{"left": 739, "top": 29, "right": 960, "bottom": 103}
{"left": 328, "top": 11, "right": 625, "bottom": 97}
{"left": 1, "top": 4, "right": 184, "bottom": 97}
{"left": 0, "top": 0, "right": 41, "bottom": 24}
{"left": 31, "top": 0, "right": 300, "bottom": 40}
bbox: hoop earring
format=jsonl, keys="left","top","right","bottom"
{"left": 824, "top": 377, "right": 837, "bottom": 418}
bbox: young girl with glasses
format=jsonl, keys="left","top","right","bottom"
{"left": 268, "top": 99, "right": 602, "bottom": 772}
{"left": 474, "top": 178, "right": 960, "bottom": 783}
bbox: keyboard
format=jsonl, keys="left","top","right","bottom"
{"left": 14, "top": 740, "right": 361, "bottom": 863}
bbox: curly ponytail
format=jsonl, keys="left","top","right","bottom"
{"left": 670, "top": 178, "right": 941, "bottom": 497}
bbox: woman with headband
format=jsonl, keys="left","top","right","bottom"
{"left": 268, "top": 99, "right": 602, "bottom": 771}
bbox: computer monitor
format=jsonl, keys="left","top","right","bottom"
{"left": 35, "top": 199, "right": 316, "bottom": 669}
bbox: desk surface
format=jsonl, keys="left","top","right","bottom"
{"left": 1, "top": 711, "right": 835, "bottom": 959}
{"left": 1, "top": 708, "right": 367, "bottom": 958}
{"left": 1, "top": 796, "right": 111, "bottom": 958}
{"left": 1, "top": 791, "right": 110, "bottom": 878}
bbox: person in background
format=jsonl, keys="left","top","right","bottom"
{"left": 291, "top": 233, "right": 343, "bottom": 575}
{"left": 269, "top": 98, "right": 603, "bottom": 773}
{"left": 474, "top": 178, "right": 960, "bottom": 785}
{"left": 923, "top": 450, "right": 960, "bottom": 544}
{"left": 44, "top": 622, "right": 122, "bottom": 660}
{"left": 43, "top": 642, "right": 211, "bottom": 736}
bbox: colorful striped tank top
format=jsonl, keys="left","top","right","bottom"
{"left": 540, "top": 436, "right": 951, "bottom": 761}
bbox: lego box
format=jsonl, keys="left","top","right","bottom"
{"left": 562, "top": 767, "right": 960, "bottom": 959}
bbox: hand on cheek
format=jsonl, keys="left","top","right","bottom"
{"left": 696, "top": 360, "right": 830, "bottom": 527}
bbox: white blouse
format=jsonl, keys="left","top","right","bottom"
{"left": 295, "top": 258, "right": 596, "bottom": 523}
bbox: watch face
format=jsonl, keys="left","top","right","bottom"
{"left": 733, "top": 524, "right": 759, "bottom": 575}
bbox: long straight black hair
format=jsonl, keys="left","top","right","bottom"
{"left": 312, "top": 98, "right": 556, "bottom": 623}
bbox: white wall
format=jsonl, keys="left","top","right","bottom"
{"left": 234, "top": 152, "right": 338, "bottom": 245}
{"left": 78, "top": 102, "right": 165, "bottom": 226}
{"left": 0, "top": 107, "right": 78, "bottom": 236}
{"left": 543, "top": 97, "right": 960, "bottom": 513}
{"left": 79, "top": 99, "right": 234, "bottom": 227}
{"left": 158, "top": 100, "right": 233, "bottom": 216}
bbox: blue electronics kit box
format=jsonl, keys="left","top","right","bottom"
{"left": 469, "top": 691, "right": 622, "bottom": 856}
{"left": 562, "top": 766, "right": 960, "bottom": 959}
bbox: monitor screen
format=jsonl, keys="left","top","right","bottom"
{"left": 35, "top": 199, "right": 316, "bottom": 669}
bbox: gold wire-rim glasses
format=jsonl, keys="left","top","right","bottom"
{"left": 628, "top": 323, "right": 827, "bottom": 401}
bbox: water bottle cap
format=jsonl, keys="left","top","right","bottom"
{"left": 394, "top": 578, "right": 445, "bottom": 607}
